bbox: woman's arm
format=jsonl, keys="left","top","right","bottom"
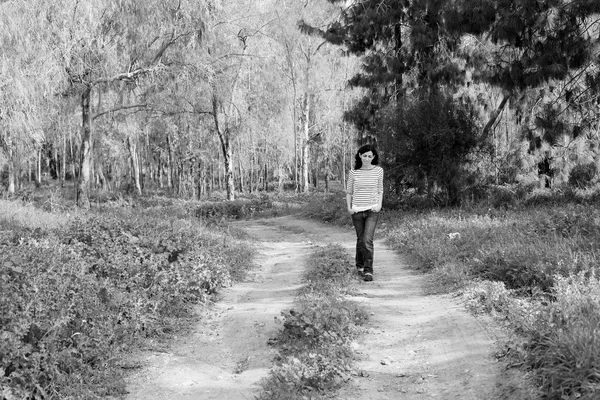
{"left": 372, "top": 167, "right": 384, "bottom": 212}
{"left": 346, "top": 170, "right": 355, "bottom": 213}
{"left": 346, "top": 192, "right": 354, "bottom": 213}
{"left": 372, "top": 192, "right": 383, "bottom": 212}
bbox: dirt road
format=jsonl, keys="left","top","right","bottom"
{"left": 125, "top": 215, "right": 522, "bottom": 399}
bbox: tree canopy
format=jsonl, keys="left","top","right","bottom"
{"left": 2, "top": 0, "right": 600, "bottom": 205}
{"left": 299, "top": 0, "right": 600, "bottom": 203}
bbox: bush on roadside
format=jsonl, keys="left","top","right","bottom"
{"left": 464, "top": 271, "right": 600, "bottom": 399}
{"left": 526, "top": 271, "right": 600, "bottom": 399}
{"left": 258, "top": 244, "right": 368, "bottom": 400}
{"left": 389, "top": 204, "right": 600, "bottom": 399}
{"left": 0, "top": 206, "right": 254, "bottom": 399}
{"left": 195, "top": 194, "right": 274, "bottom": 220}
{"left": 300, "top": 192, "right": 348, "bottom": 225}
{"left": 568, "top": 162, "right": 597, "bottom": 189}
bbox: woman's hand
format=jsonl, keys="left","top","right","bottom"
{"left": 372, "top": 205, "right": 382, "bottom": 212}
{"left": 348, "top": 207, "right": 355, "bottom": 214}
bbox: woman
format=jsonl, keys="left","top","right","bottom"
{"left": 346, "top": 144, "right": 383, "bottom": 282}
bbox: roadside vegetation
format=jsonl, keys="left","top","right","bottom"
{"left": 3, "top": 1, "right": 600, "bottom": 399}
{"left": 301, "top": 185, "right": 600, "bottom": 400}
{"left": 4, "top": 177, "right": 600, "bottom": 399}
{"left": 257, "top": 244, "right": 368, "bottom": 400}
{"left": 0, "top": 192, "right": 255, "bottom": 399}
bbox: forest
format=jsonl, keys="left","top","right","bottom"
{"left": 2, "top": 0, "right": 599, "bottom": 206}
{"left": 1, "top": 0, "right": 360, "bottom": 206}
{"left": 4, "top": 1, "right": 600, "bottom": 399}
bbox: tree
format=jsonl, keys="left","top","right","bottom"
{"left": 447, "top": 0, "right": 600, "bottom": 141}
{"left": 0, "top": 0, "right": 57, "bottom": 193}
{"left": 380, "top": 93, "right": 480, "bottom": 205}
{"left": 300, "top": 0, "right": 469, "bottom": 145}
{"left": 302, "top": 0, "right": 600, "bottom": 192}
{"left": 48, "top": 0, "right": 208, "bottom": 207}
{"left": 275, "top": 0, "right": 347, "bottom": 193}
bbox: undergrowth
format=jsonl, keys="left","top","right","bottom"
{"left": 384, "top": 202, "right": 600, "bottom": 399}
{"left": 300, "top": 186, "right": 600, "bottom": 398}
{"left": 257, "top": 244, "right": 368, "bottom": 400}
{"left": 0, "top": 200, "right": 254, "bottom": 399}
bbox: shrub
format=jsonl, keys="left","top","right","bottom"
{"left": 568, "top": 163, "right": 597, "bottom": 189}
{"left": 486, "top": 185, "right": 518, "bottom": 209}
{"left": 0, "top": 206, "right": 254, "bottom": 399}
{"left": 195, "top": 195, "right": 273, "bottom": 220}
{"left": 258, "top": 244, "right": 367, "bottom": 399}
{"left": 473, "top": 255, "right": 555, "bottom": 293}
{"left": 389, "top": 204, "right": 600, "bottom": 399}
{"left": 300, "top": 192, "right": 348, "bottom": 225}
{"left": 379, "top": 92, "right": 480, "bottom": 206}
{"left": 525, "top": 271, "right": 600, "bottom": 399}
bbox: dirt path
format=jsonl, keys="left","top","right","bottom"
{"left": 125, "top": 215, "right": 511, "bottom": 399}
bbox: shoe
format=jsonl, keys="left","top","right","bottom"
{"left": 363, "top": 273, "right": 373, "bottom": 282}
{"left": 357, "top": 268, "right": 365, "bottom": 277}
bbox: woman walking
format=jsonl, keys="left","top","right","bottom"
{"left": 346, "top": 144, "right": 384, "bottom": 282}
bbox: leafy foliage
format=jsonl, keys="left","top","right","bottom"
{"left": 0, "top": 203, "right": 254, "bottom": 399}
{"left": 386, "top": 199, "right": 600, "bottom": 398}
{"left": 195, "top": 195, "right": 274, "bottom": 220}
{"left": 299, "top": 192, "right": 349, "bottom": 226}
{"left": 525, "top": 271, "right": 600, "bottom": 399}
{"left": 380, "top": 93, "right": 480, "bottom": 205}
{"left": 258, "top": 244, "right": 368, "bottom": 399}
{"left": 568, "top": 162, "right": 597, "bottom": 189}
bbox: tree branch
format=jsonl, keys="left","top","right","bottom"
{"left": 92, "top": 104, "right": 147, "bottom": 121}
{"left": 151, "top": 31, "right": 175, "bottom": 65}
{"left": 480, "top": 93, "right": 510, "bottom": 143}
{"left": 93, "top": 67, "right": 157, "bottom": 86}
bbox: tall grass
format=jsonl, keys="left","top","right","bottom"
{"left": 384, "top": 202, "right": 600, "bottom": 399}
{"left": 0, "top": 199, "right": 71, "bottom": 230}
{"left": 292, "top": 187, "right": 600, "bottom": 398}
{"left": 0, "top": 198, "right": 255, "bottom": 399}
{"left": 257, "top": 244, "right": 368, "bottom": 400}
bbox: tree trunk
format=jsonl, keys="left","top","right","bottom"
{"left": 158, "top": 156, "right": 163, "bottom": 188}
{"left": 278, "top": 164, "right": 284, "bottom": 194}
{"left": 264, "top": 162, "right": 268, "bottom": 191}
{"left": 7, "top": 148, "right": 15, "bottom": 194}
{"left": 222, "top": 137, "right": 234, "bottom": 200}
{"left": 212, "top": 96, "right": 235, "bottom": 201}
{"left": 238, "top": 149, "right": 245, "bottom": 193}
{"left": 60, "top": 133, "right": 66, "bottom": 187}
{"left": 97, "top": 166, "right": 111, "bottom": 191}
{"left": 69, "top": 130, "right": 76, "bottom": 181}
{"left": 37, "top": 148, "right": 42, "bottom": 185}
{"left": 53, "top": 144, "right": 59, "bottom": 181}
{"left": 302, "top": 93, "right": 310, "bottom": 193}
{"left": 325, "top": 157, "right": 329, "bottom": 192}
{"left": 77, "top": 87, "right": 92, "bottom": 209}
{"left": 127, "top": 135, "right": 142, "bottom": 195}
{"left": 166, "top": 135, "right": 173, "bottom": 189}
{"left": 481, "top": 93, "right": 511, "bottom": 143}
{"left": 263, "top": 143, "right": 268, "bottom": 191}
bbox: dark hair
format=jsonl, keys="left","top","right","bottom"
{"left": 354, "top": 144, "right": 379, "bottom": 170}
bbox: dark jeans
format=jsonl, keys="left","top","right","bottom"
{"left": 351, "top": 210, "right": 379, "bottom": 274}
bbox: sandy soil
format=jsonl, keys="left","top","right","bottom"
{"left": 124, "top": 215, "right": 532, "bottom": 400}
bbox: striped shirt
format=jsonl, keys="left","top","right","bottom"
{"left": 346, "top": 166, "right": 384, "bottom": 211}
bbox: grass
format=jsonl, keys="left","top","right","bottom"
{"left": 0, "top": 195, "right": 256, "bottom": 399}
{"left": 297, "top": 186, "right": 600, "bottom": 399}
{"left": 256, "top": 244, "right": 369, "bottom": 400}
{"left": 382, "top": 200, "right": 600, "bottom": 398}
{"left": 0, "top": 199, "right": 72, "bottom": 231}
{"left": 6, "top": 181, "right": 600, "bottom": 398}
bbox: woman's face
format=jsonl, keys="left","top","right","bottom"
{"left": 360, "top": 151, "right": 374, "bottom": 167}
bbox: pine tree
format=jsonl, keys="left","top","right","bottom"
{"left": 304, "top": 0, "right": 600, "bottom": 187}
